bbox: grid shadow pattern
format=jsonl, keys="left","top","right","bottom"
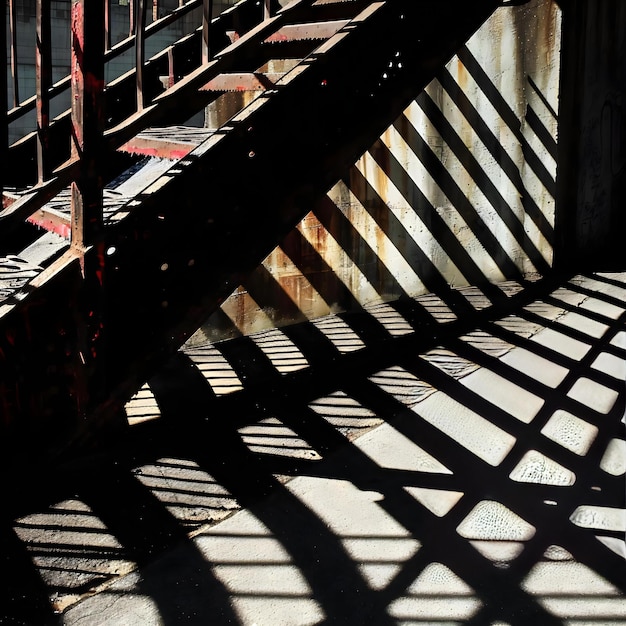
{"left": 2, "top": 271, "right": 624, "bottom": 624}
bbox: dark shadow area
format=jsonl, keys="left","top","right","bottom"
{"left": 1, "top": 271, "right": 624, "bottom": 624}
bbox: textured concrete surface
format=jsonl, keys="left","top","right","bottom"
{"left": 2, "top": 272, "right": 625, "bottom": 625}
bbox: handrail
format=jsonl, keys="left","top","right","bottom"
{"left": 1, "top": 0, "right": 277, "bottom": 236}
{"left": 7, "top": 0, "right": 205, "bottom": 126}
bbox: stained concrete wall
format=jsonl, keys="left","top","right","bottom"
{"left": 193, "top": 0, "right": 563, "bottom": 343}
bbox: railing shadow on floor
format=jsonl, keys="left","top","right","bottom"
{"left": 1, "top": 271, "right": 624, "bottom": 625}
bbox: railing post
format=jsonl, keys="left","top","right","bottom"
{"left": 9, "top": 0, "right": 19, "bottom": 109}
{"left": 129, "top": 0, "right": 135, "bottom": 36}
{"left": 70, "top": 0, "right": 109, "bottom": 424}
{"left": 105, "top": 0, "right": 112, "bottom": 51}
{"left": 202, "top": 0, "right": 213, "bottom": 64}
{"left": 70, "top": 0, "right": 105, "bottom": 250}
{"left": 36, "top": 0, "right": 52, "bottom": 183}
{"left": 135, "top": 0, "right": 147, "bottom": 109}
{"left": 1, "top": 1, "right": 7, "bottom": 204}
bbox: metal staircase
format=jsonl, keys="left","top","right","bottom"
{"left": 0, "top": 0, "right": 501, "bottom": 459}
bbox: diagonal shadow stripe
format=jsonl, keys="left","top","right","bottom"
{"left": 342, "top": 373, "right": 626, "bottom": 596}
{"left": 526, "top": 104, "right": 558, "bottom": 162}
{"left": 204, "top": 305, "right": 244, "bottom": 341}
{"left": 313, "top": 193, "right": 410, "bottom": 301}
{"left": 394, "top": 111, "right": 544, "bottom": 278}
{"left": 440, "top": 332, "right": 624, "bottom": 472}
{"left": 151, "top": 352, "right": 399, "bottom": 625}
{"left": 279, "top": 226, "right": 363, "bottom": 314}
{"left": 286, "top": 382, "right": 571, "bottom": 624}
{"left": 346, "top": 166, "right": 477, "bottom": 316}
{"left": 242, "top": 263, "right": 310, "bottom": 326}
{"left": 368, "top": 137, "right": 507, "bottom": 293}
{"left": 527, "top": 75, "right": 558, "bottom": 121}
{"left": 414, "top": 91, "right": 552, "bottom": 274}
{"left": 456, "top": 45, "right": 557, "bottom": 199}
{"left": 436, "top": 64, "right": 555, "bottom": 243}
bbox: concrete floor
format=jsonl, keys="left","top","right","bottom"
{"left": 2, "top": 272, "right": 625, "bottom": 625}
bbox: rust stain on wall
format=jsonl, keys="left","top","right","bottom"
{"left": 198, "top": 0, "right": 562, "bottom": 345}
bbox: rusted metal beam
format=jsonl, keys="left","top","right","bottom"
{"left": 118, "top": 126, "right": 213, "bottom": 158}
{"left": 27, "top": 207, "right": 72, "bottom": 239}
{"left": 36, "top": 0, "right": 53, "bottom": 183}
{"left": 70, "top": 0, "right": 105, "bottom": 250}
{"left": 69, "top": 0, "right": 108, "bottom": 427}
{"left": 1, "top": 0, "right": 506, "bottom": 459}
{"left": 264, "top": 19, "right": 349, "bottom": 42}
{"left": 200, "top": 71, "right": 280, "bottom": 91}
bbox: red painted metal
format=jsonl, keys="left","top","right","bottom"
{"left": 264, "top": 20, "right": 349, "bottom": 43}
{"left": 70, "top": 0, "right": 105, "bottom": 249}
{"left": 27, "top": 208, "right": 72, "bottom": 239}
{"left": 201, "top": 72, "right": 279, "bottom": 91}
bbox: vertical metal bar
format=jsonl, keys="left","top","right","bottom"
{"left": 105, "top": 0, "right": 112, "bottom": 51}
{"left": 135, "top": 0, "right": 147, "bottom": 110}
{"left": 264, "top": 0, "right": 271, "bottom": 20}
{"left": 167, "top": 46, "right": 175, "bottom": 88}
{"left": 70, "top": 0, "right": 105, "bottom": 250}
{"left": 202, "top": 0, "right": 213, "bottom": 64}
{"left": 153, "top": 0, "right": 159, "bottom": 22}
{"left": 1, "top": 0, "right": 7, "bottom": 203}
{"left": 129, "top": 0, "right": 135, "bottom": 36}
{"left": 69, "top": 0, "right": 107, "bottom": 424}
{"left": 36, "top": 0, "right": 52, "bottom": 183}
{"left": 9, "top": 0, "right": 19, "bottom": 108}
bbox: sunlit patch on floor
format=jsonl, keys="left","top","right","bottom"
{"left": 387, "top": 562, "right": 481, "bottom": 622}
{"left": 522, "top": 545, "right": 626, "bottom": 622}
{"left": 132, "top": 458, "right": 239, "bottom": 526}
{"left": 509, "top": 450, "right": 576, "bottom": 486}
{"left": 456, "top": 500, "right": 535, "bottom": 567}
{"left": 540, "top": 409, "right": 598, "bottom": 455}
{"left": 368, "top": 365, "right": 437, "bottom": 407}
{"left": 125, "top": 383, "right": 161, "bottom": 425}
{"left": 239, "top": 417, "right": 322, "bottom": 460}
{"left": 13, "top": 500, "right": 135, "bottom": 612}
{"left": 309, "top": 391, "right": 382, "bottom": 435}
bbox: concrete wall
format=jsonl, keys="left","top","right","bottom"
{"left": 193, "top": 0, "right": 562, "bottom": 343}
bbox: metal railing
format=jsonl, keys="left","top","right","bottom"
{"left": 1, "top": 0, "right": 271, "bottom": 246}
